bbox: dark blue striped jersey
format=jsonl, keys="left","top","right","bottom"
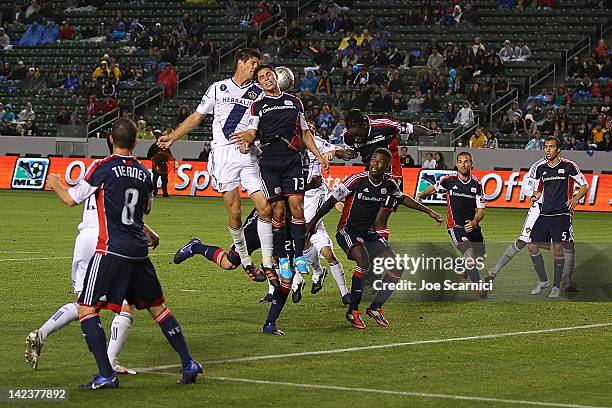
{"left": 435, "top": 174, "right": 485, "bottom": 228}
{"left": 68, "top": 155, "right": 154, "bottom": 259}
{"left": 530, "top": 158, "right": 587, "bottom": 215}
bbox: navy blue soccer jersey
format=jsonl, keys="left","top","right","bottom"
{"left": 435, "top": 174, "right": 485, "bottom": 228}
{"left": 68, "top": 155, "right": 154, "bottom": 259}
{"left": 332, "top": 172, "right": 403, "bottom": 232}
{"left": 530, "top": 158, "right": 587, "bottom": 215}
{"left": 247, "top": 92, "right": 309, "bottom": 156}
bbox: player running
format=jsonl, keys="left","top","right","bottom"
{"left": 47, "top": 119, "right": 202, "bottom": 389}
{"left": 342, "top": 109, "right": 438, "bottom": 240}
{"left": 157, "top": 48, "right": 277, "bottom": 286}
{"left": 230, "top": 64, "right": 329, "bottom": 335}
{"left": 525, "top": 136, "right": 588, "bottom": 298}
{"left": 307, "top": 148, "right": 443, "bottom": 329}
{"left": 417, "top": 152, "right": 487, "bottom": 298}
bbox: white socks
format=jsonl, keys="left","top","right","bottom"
{"left": 228, "top": 225, "right": 252, "bottom": 267}
{"left": 330, "top": 261, "right": 349, "bottom": 296}
{"left": 257, "top": 219, "right": 274, "bottom": 268}
{"left": 107, "top": 311, "right": 133, "bottom": 366}
{"left": 39, "top": 302, "right": 79, "bottom": 342}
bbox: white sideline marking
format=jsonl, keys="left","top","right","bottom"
{"left": 0, "top": 253, "right": 177, "bottom": 262}
{"left": 135, "top": 322, "right": 612, "bottom": 373}
{"left": 147, "top": 373, "right": 608, "bottom": 408}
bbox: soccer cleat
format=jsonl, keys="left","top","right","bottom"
{"left": 311, "top": 267, "right": 328, "bottom": 294}
{"left": 564, "top": 284, "right": 581, "bottom": 293}
{"left": 292, "top": 280, "right": 304, "bottom": 303}
{"left": 346, "top": 310, "right": 366, "bottom": 329}
{"left": 548, "top": 287, "right": 561, "bottom": 298}
{"left": 244, "top": 264, "right": 266, "bottom": 282}
{"left": 177, "top": 360, "right": 203, "bottom": 385}
{"left": 263, "top": 267, "right": 280, "bottom": 288}
{"left": 530, "top": 280, "right": 550, "bottom": 295}
{"left": 262, "top": 322, "right": 285, "bottom": 336}
{"left": 366, "top": 307, "right": 390, "bottom": 327}
{"left": 112, "top": 362, "right": 137, "bottom": 375}
{"left": 341, "top": 293, "right": 352, "bottom": 305}
{"left": 483, "top": 275, "right": 494, "bottom": 296}
{"left": 259, "top": 293, "right": 273, "bottom": 303}
{"left": 294, "top": 256, "right": 309, "bottom": 274}
{"left": 79, "top": 375, "right": 119, "bottom": 390}
{"left": 173, "top": 238, "right": 201, "bottom": 264}
{"left": 25, "top": 329, "right": 44, "bottom": 369}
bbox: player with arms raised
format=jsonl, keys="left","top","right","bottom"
{"left": 343, "top": 109, "right": 438, "bottom": 240}
{"left": 307, "top": 148, "right": 443, "bottom": 329}
{"left": 417, "top": 152, "right": 487, "bottom": 298}
{"left": 47, "top": 119, "right": 201, "bottom": 389}
{"left": 526, "top": 136, "right": 588, "bottom": 298}
{"left": 159, "top": 48, "right": 277, "bottom": 286}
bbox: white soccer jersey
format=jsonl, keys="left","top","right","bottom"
{"left": 196, "top": 78, "right": 263, "bottom": 148}
{"left": 76, "top": 192, "right": 98, "bottom": 232}
{"left": 306, "top": 136, "right": 335, "bottom": 184}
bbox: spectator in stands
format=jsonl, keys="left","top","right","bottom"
{"left": 176, "top": 105, "right": 190, "bottom": 127}
{"left": 598, "top": 132, "right": 612, "bottom": 151}
{"left": 433, "top": 151, "right": 447, "bottom": 169}
{"left": 371, "top": 87, "right": 393, "bottom": 112}
{"left": 584, "top": 58, "right": 601, "bottom": 79}
{"left": 17, "top": 103, "right": 35, "bottom": 122}
{"left": 390, "top": 89, "right": 406, "bottom": 113}
{"left": 300, "top": 87, "right": 319, "bottom": 111}
{"left": 405, "top": 89, "right": 424, "bottom": 114}
{"left": 316, "top": 104, "right": 334, "bottom": 137}
{"left": 102, "top": 78, "right": 116, "bottom": 99}
{"left": 0, "top": 62, "right": 13, "bottom": 80}
{"left": 600, "top": 56, "right": 612, "bottom": 79}
{"left": 513, "top": 39, "right": 531, "bottom": 61}
{"left": 537, "top": 0, "right": 556, "bottom": 9}
{"left": 498, "top": 0, "right": 516, "bottom": 9}
{"left": 494, "top": 74, "right": 510, "bottom": 99}
{"left": 525, "top": 130, "right": 544, "bottom": 150}
{"left": 541, "top": 111, "right": 556, "bottom": 135}
{"left": 315, "top": 71, "right": 333, "bottom": 94}
{"left": 312, "top": 14, "right": 326, "bottom": 33}
{"left": 287, "top": 19, "right": 306, "bottom": 41}
{"left": 143, "top": 63, "right": 160, "bottom": 82}
{"left": 325, "top": 10, "right": 342, "bottom": 34}
{"left": 592, "top": 122, "right": 606, "bottom": 144}
{"left": 340, "top": 14, "right": 355, "bottom": 33}
{"left": 341, "top": 65, "right": 356, "bottom": 85}
{"left": 2, "top": 103, "right": 15, "bottom": 123}
{"left": 567, "top": 56, "right": 585, "bottom": 82}
{"left": 198, "top": 143, "right": 211, "bottom": 161}
{"left": 372, "top": 46, "right": 387, "bottom": 68}
{"left": 507, "top": 101, "right": 522, "bottom": 121}
{"left": 13, "top": 61, "right": 28, "bottom": 81}
{"left": 63, "top": 69, "right": 80, "bottom": 90}
{"left": 491, "top": 56, "right": 505, "bottom": 77}
{"left": 354, "top": 66, "right": 370, "bottom": 87}
{"left": 469, "top": 127, "right": 487, "bottom": 148}
{"left": 422, "top": 89, "right": 440, "bottom": 112}
{"left": 84, "top": 95, "right": 99, "bottom": 116}
{"left": 56, "top": 108, "right": 70, "bottom": 125}
{"left": 388, "top": 72, "right": 404, "bottom": 93}
{"left": 24, "top": 120, "right": 39, "bottom": 136}
{"left": 157, "top": 64, "right": 178, "bottom": 97}
{"left": 421, "top": 152, "right": 436, "bottom": 169}
{"left": 470, "top": 37, "right": 486, "bottom": 59}
{"left": 0, "top": 28, "right": 10, "bottom": 48}
{"left": 499, "top": 40, "right": 515, "bottom": 63}
{"left": 485, "top": 130, "right": 499, "bottom": 148}
{"left": 300, "top": 70, "right": 319, "bottom": 92}
{"left": 400, "top": 147, "right": 415, "bottom": 167}
{"left": 59, "top": 21, "right": 74, "bottom": 40}
{"left": 454, "top": 100, "right": 475, "bottom": 128}
{"left": 426, "top": 48, "right": 445, "bottom": 72}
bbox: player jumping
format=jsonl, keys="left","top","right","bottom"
{"left": 307, "top": 148, "right": 443, "bottom": 329}
{"left": 47, "top": 119, "right": 202, "bottom": 389}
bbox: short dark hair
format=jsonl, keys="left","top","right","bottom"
{"left": 252, "top": 64, "right": 275, "bottom": 82}
{"left": 344, "top": 109, "right": 368, "bottom": 129}
{"left": 544, "top": 135, "right": 562, "bottom": 148}
{"left": 373, "top": 147, "right": 392, "bottom": 164}
{"left": 111, "top": 118, "right": 137, "bottom": 149}
{"left": 233, "top": 48, "right": 261, "bottom": 70}
{"left": 456, "top": 151, "right": 473, "bottom": 162}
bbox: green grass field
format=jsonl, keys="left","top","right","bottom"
{"left": 1, "top": 190, "right": 611, "bottom": 408}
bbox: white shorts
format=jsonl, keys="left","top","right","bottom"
{"left": 518, "top": 203, "right": 541, "bottom": 243}
{"left": 208, "top": 144, "right": 262, "bottom": 195}
{"left": 71, "top": 228, "right": 97, "bottom": 297}
{"left": 304, "top": 188, "right": 333, "bottom": 252}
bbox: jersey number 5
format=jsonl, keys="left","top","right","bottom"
{"left": 121, "top": 188, "right": 139, "bottom": 225}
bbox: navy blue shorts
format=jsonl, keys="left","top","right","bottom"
{"left": 78, "top": 253, "right": 165, "bottom": 312}
{"left": 259, "top": 154, "right": 305, "bottom": 201}
{"left": 336, "top": 227, "right": 390, "bottom": 259}
{"left": 382, "top": 177, "right": 404, "bottom": 212}
{"left": 448, "top": 227, "right": 486, "bottom": 258}
{"left": 530, "top": 214, "right": 573, "bottom": 244}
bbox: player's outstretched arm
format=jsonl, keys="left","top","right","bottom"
{"left": 412, "top": 124, "right": 439, "bottom": 138}
{"left": 46, "top": 174, "right": 77, "bottom": 206}
{"left": 302, "top": 129, "right": 330, "bottom": 170}
{"left": 306, "top": 196, "right": 338, "bottom": 238}
{"left": 400, "top": 194, "right": 443, "bottom": 225}
{"left": 416, "top": 185, "right": 437, "bottom": 202}
{"left": 157, "top": 111, "right": 206, "bottom": 149}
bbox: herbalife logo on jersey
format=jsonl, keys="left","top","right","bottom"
{"left": 11, "top": 158, "right": 50, "bottom": 190}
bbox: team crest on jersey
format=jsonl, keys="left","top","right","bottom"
{"left": 381, "top": 188, "right": 387, "bottom": 194}
{"left": 284, "top": 100, "right": 293, "bottom": 106}
{"left": 248, "top": 91, "right": 258, "bottom": 100}
{"left": 220, "top": 84, "right": 227, "bottom": 91}
{"left": 471, "top": 187, "right": 477, "bottom": 193}
{"left": 525, "top": 227, "right": 531, "bottom": 234}
{"left": 558, "top": 168, "right": 565, "bottom": 174}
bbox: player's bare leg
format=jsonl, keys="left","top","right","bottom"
{"left": 147, "top": 304, "right": 202, "bottom": 384}
{"left": 108, "top": 303, "right": 136, "bottom": 375}
{"left": 287, "top": 195, "right": 308, "bottom": 274}
{"left": 374, "top": 208, "right": 393, "bottom": 240}
{"left": 528, "top": 243, "right": 550, "bottom": 294}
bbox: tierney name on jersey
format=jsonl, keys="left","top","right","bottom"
{"left": 111, "top": 165, "right": 150, "bottom": 183}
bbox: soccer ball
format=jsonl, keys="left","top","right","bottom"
{"left": 29, "top": 162, "right": 45, "bottom": 179}
{"left": 275, "top": 66, "right": 294, "bottom": 91}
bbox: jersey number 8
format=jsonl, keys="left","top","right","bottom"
{"left": 121, "top": 188, "right": 139, "bottom": 225}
